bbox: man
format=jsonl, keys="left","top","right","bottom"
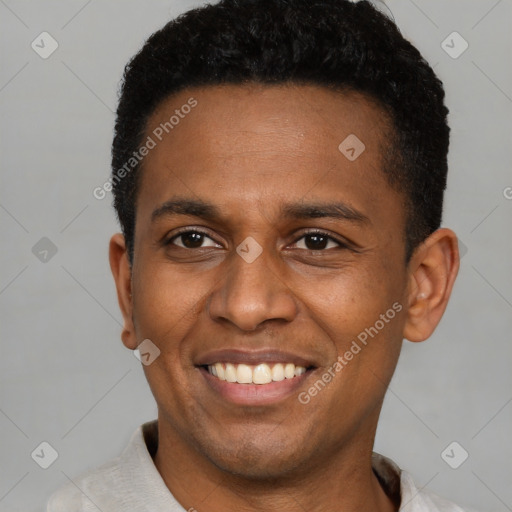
{"left": 48, "top": 0, "right": 469, "bottom": 510}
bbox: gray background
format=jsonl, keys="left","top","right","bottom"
{"left": 1, "top": 0, "right": 511, "bottom": 511}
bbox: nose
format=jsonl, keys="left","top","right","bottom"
{"left": 207, "top": 246, "right": 298, "bottom": 331}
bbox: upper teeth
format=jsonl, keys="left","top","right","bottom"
{"left": 207, "top": 363, "right": 307, "bottom": 384}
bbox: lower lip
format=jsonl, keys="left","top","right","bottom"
{"left": 199, "top": 367, "right": 314, "bottom": 406}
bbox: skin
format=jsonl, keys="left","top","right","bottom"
{"left": 109, "top": 84, "right": 459, "bottom": 512}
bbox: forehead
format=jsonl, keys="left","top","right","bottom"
{"left": 136, "top": 83, "right": 402, "bottom": 230}
{"left": 146, "top": 83, "right": 390, "bottom": 156}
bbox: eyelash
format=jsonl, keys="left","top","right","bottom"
{"left": 165, "top": 228, "right": 348, "bottom": 251}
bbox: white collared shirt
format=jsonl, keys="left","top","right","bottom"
{"left": 47, "top": 421, "right": 474, "bottom": 512}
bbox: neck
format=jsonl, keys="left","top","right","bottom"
{"left": 153, "top": 414, "right": 397, "bottom": 512}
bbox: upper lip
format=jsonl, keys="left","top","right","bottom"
{"left": 195, "top": 348, "right": 317, "bottom": 368}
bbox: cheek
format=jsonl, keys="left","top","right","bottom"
{"left": 131, "top": 263, "right": 206, "bottom": 408}
{"left": 306, "top": 262, "right": 406, "bottom": 388}
{"left": 131, "top": 259, "right": 212, "bottom": 339}
{"left": 308, "top": 261, "right": 403, "bottom": 332}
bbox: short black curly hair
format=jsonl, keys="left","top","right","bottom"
{"left": 111, "top": 0, "right": 449, "bottom": 264}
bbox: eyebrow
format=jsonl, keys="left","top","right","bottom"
{"left": 151, "top": 198, "right": 370, "bottom": 225}
{"left": 282, "top": 202, "right": 370, "bottom": 224}
{"left": 151, "top": 198, "right": 222, "bottom": 223}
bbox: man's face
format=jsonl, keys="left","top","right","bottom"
{"left": 128, "top": 84, "right": 410, "bottom": 477}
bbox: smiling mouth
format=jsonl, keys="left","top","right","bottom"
{"left": 203, "top": 362, "right": 311, "bottom": 385}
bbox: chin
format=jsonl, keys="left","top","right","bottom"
{"left": 197, "top": 429, "right": 313, "bottom": 481}
{"left": 209, "top": 449, "right": 305, "bottom": 481}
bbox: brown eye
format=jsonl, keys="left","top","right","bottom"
{"left": 304, "top": 234, "right": 329, "bottom": 250}
{"left": 292, "top": 232, "right": 342, "bottom": 251}
{"left": 169, "top": 230, "right": 219, "bottom": 249}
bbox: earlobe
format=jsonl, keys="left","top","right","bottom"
{"left": 403, "top": 228, "right": 460, "bottom": 343}
{"left": 109, "top": 233, "right": 138, "bottom": 350}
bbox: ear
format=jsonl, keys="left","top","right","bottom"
{"left": 403, "top": 228, "right": 460, "bottom": 342}
{"left": 109, "top": 233, "right": 137, "bottom": 350}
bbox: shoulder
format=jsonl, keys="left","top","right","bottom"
{"left": 46, "top": 421, "right": 180, "bottom": 512}
{"left": 400, "top": 470, "right": 479, "bottom": 512}
{"left": 46, "top": 423, "right": 155, "bottom": 512}
{"left": 46, "top": 453, "right": 126, "bottom": 512}
{"left": 372, "top": 453, "right": 478, "bottom": 512}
